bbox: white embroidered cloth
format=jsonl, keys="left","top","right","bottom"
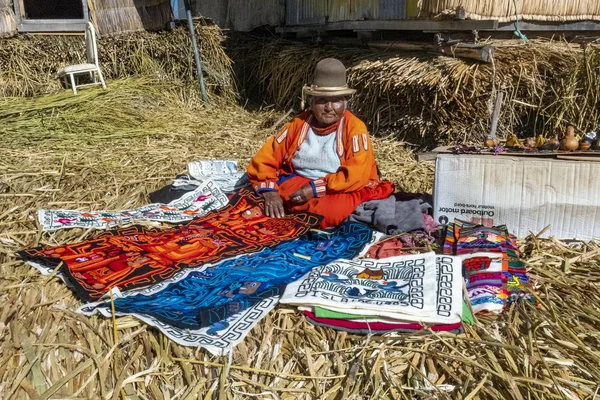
{"left": 188, "top": 160, "right": 249, "bottom": 193}
{"left": 38, "top": 180, "right": 228, "bottom": 231}
{"left": 281, "top": 253, "right": 463, "bottom": 324}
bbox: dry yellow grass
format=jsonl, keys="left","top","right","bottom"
{"left": 1, "top": 79, "right": 599, "bottom": 399}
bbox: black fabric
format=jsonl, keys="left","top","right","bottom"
{"left": 149, "top": 185, "right": 196, "bottom": 204}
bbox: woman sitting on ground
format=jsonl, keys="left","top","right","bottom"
{"left": 247, "top": 58, "right": 394, "bottom": 228}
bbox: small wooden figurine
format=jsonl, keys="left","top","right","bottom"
{"left": 580, "top": 138, "right": 592, "bottom": 151}
{"left": 524, "top": 137, "right": 536, "bottom": 148}
{"left": 560, "top": 125, "right": 579, "bottom": 151}
{"left": 540, "top": 136, "right": 560, "bottom": 151}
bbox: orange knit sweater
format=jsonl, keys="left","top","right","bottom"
{"left": 247, "top": 110, "right": 380, "bottom": 197}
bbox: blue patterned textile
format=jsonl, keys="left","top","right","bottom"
{"left": 95, "top": 221, "right": 373, "bottom": 329}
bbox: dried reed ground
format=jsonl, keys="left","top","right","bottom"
{"left": 1, "top": 79, "right": 600, "bottom": 399}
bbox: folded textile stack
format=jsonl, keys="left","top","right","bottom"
{"left": 187, "top": 160, "right": 250, "bottom": 193}
{"left": 280, "top": 252, "right": 464, "bottom": 334}
{"left": 443, "top": 219, "right": 519, "bottom": 256}
{"left": 444, "top": 219, "right": 534, "bottom": 314}
{"left": 348, "top": 193, "right": 436, "bottom": 235}
{"left": 363, "top": 232, "right": 436, "bottom": 259}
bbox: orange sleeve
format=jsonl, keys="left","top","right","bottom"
{"left": 314, "top": 116, "right": 376, "bottom": 196}
{"left": 246, "top": 123, "right": 291, "bottom": 193}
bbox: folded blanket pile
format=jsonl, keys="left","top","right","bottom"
{"left": 444, "top": 219, "right": 534, "bottom": 315}
{"left": 281, "top": 252, "right": 464, "bottom": 333}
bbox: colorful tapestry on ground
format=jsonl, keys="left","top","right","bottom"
{"left": 188, "top": 160, "right": 250, "bottom": 193}
{"left": 38, "top": 181, "right": 229, "bottom": 231}
{"left": 281, "top": 253, "right": 463, "bottom": 325}
{"left": 463, "top": 252, "right": 535, "bottom": 314}
{"left": 80, "top": 293, "right": 279, "bottom": 356}
{"left": 19, "top": 189, "right": 322, "bottom": 301}
{"left": 78, "top": 222, "right": 374, "bottom": 354}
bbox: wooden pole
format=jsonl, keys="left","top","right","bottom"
{"left": 184, "top": 0, "right": 208, "bottom": 102}
{"left": 488, "top": 91, "right": 504, "bottom": 141}
{"left": 440, "top": 43, "right": 495, "bottom": 63}
{"left": 368, "top": 41, "right": 495, "bottom": 63}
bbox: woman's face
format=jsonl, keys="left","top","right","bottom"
{"left": 310, "top": 96, "right": 346, "bottom": 126}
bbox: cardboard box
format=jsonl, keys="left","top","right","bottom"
{"left": 433, "top": 154, "right": 600, "bottom": 240}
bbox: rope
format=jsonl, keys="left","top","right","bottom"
{"left": 512, "top": 0, "right": 528, "bottom": 41}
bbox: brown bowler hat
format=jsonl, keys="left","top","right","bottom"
{"left": 302, "top": 58, "right": 356, "bottom": 97}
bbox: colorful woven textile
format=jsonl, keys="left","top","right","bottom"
{"left": 444, "top": 219, "right": 518, "bottom": 256}
{"left": 81, "top": 221, "right": 373, "bottom": 328}
{"left": 78, "top": 222, "right": 374, "bottom": 354}
{"left": 303, "top": 310, "right": 464, "bottom": 334}
{"left": 463, "top": 252, "right": 534, "bottom": 314}
{"left": 37, "top": 181, "right": 229, "bottom": 231}
{"left": 19, "top": 189, "right": 321, "bottom": 301}
{"left": 463, "top": 253, "right": 506, "bottom": 313}
{"left": 80, "top": 294, "right": 279, "bottom": 356}
{"left": 188, "top": 160, "right": 249, "bottom": 193}
{"left": 281, "top": 253, "right": 463, "bottom": 324}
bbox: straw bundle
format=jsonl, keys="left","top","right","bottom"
{"left": 422, "top": 0, "right": 600, "bottom": 22}
{"left": 2, "top": 78, "right": 600, "bottom": 398}
{"left": 230, "top": 36, "right": 600, "bottom": 147}
{"left": 0, "top": 24, "right": 237, "bottom": 102}
{"left": 88, "top": 0, "right": 172, "bottom": 36}
{"left": 0, "top": 0, "right": 16, "bottom": 38}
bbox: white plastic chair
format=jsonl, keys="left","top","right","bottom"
{"left": 58, "top": 22, "right": 106, "bottom": 95}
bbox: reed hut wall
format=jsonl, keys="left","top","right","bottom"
{"left": 88, "top": 0, "right": 172, "bottom": 36}
{"left": 193, "top": 0, "right": 284, "bottom": 32}
{"left": 327, "top": 0, "right": 406, "bottom": 22}
{"left": 0, "top": 0, "right": 16, "bottom": 37}
{"left": 422, "top": 0, "right": 600, "bottom": 22}
{"left": 286, "top": 0, "right": 405, "bottom": 25}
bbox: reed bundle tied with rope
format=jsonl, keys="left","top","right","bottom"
{"left": 230, "top": 35, "right": 600, "bottom": 148}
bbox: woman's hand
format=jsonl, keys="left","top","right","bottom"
{"left": 263, "top": 191, "right": 285, "bottom": 218}
{"left": 289, "top": 184, "right": 315, "bottom": 205}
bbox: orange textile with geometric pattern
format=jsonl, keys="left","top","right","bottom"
{"left": 18, "top": 189, "right": 321, "bottom": 301}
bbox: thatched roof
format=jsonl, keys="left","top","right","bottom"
{"left": 0, "top": 0, "right": 16, "bottom": 38}
{"left": 422, "top": 0, "right": 600, "bottom": 22}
